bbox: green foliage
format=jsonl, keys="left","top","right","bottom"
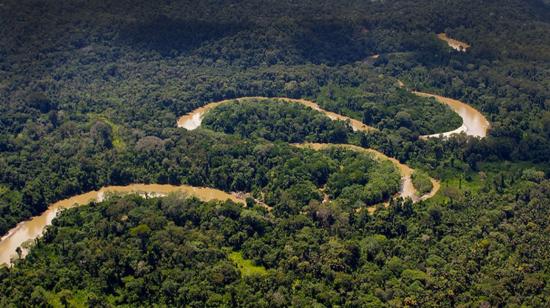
{"left": 411, "top": 171, "right": 434, "bottom": 195}
{"left": 89, "top": 114, "right": 126, "bottom": 151}
{"left": 228, "top": 251, "right": 268, "bottom": 277}
{"left": 316, "top": 83, "right": 462, "bottom": 136}
{"left": 0, "top": 0, "right": 550, "bottom": 306}
{"left": 324, "top": 149, "right": 400, "bottom": 206}
{"left": 1, "top": 176, "right": 550, "bottom": 306}
{"left": 203, "top": 99, "right": 352, "bottom": 143}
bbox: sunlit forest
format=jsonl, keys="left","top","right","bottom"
{"left": 0, "top": 0, "right": 549, "bottom": 306}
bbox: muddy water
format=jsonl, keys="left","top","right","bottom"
{"left": 177, "top": 97, "right": 377, "bottom": 133}
{"left": 3, "top": 92, "right": 464, "bottom": 265}
{"left": 178, "top": 96, "right": 444, "bottom": 203}
{"left": 0, "top": 184, "right": 244, "bottom": 266}
{"left": 413, "top": 91, "right": 490, "bottom": 139}
{"left": 177, "top": 101, "right": 226, "bottom": 130}
{"left": 437, "top": 33, "right": 470, "bottom": 51}
{"left": 397, "top": 80, "right": 489, "bottom": 139}
{"left": 293, "top": 143, "right": 440, "bottom": 203}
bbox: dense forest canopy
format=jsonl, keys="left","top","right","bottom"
{"left": 2, "top": 173, "right": 549, "bottom": 306}
{"left": 314, "top": 83, "right": 462, "bottom": 135}
{"left": 0, "top": 0, "right": 549, "bottom": 306}
{"left": 202, "top": 99, "right": 354, "bottom": 143}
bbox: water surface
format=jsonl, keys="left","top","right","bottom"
{"left": 414, "top": 91, "right": 490, "bottom": 139}
{"left": 177, "top": 97, "right": 377, "bottom": 133}
{"left": 0, "top": 184, "right": 244, "bottom": 265}
{"left": 294, "top": 143, "right": 440, "bottom": 203}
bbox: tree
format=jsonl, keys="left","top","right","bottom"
{"left": 90, "top": 121, "right": 113, "bottom": 149}
{"left": 30, "top": 286, "right": 49, "bottom": 307}
{"left": 58, "top": 289, "right": 73, "bottom": 308}
{"left": 130, "top": 224, "right": 152, "bottom": 250}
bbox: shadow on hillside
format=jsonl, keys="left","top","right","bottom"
{"left": 121, "top": 16, "right": 247, "bottom": 56}
{"left": 292, "top": 19, "right": 373, "bottom": 65}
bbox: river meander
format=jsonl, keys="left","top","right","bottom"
{"left": 0, "top": 90, "right": 488, "bottom": 266}
{"left": 414, "top": 91, "right": 490, "bottom": 139}
{"left": 0, "top": 184, "right": 244, "bottom": 265}
{"left": 178, "top": 97, "right": 377, "bottom": 133}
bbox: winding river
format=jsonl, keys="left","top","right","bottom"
{"left": 294, "top": 143, "right": 440, "bottom": 203}
{"left": 0, "top": 88, "right": 488, "bottom": 266}
{"left": 178, "top": 98, "right": 442, "bottom": 202}
{"left": 178, "top": 97, "right": 377, "bottom": 133}
{"left": 414, "top": 91, "right": 490, "bottom": 139}
{"left": 0, "top": 185, "right": 246, "bottom": 265}
{"left": 396, "top": 80, "right": 490, "bottom": 139}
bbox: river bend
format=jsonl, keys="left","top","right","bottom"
{"left": 1, "top": 89, "right": 489, "bottom": 266}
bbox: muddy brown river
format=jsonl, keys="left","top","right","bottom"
{"left": 1, "top": 91, "right": 487, "bottom": 266}
{"left": 294, "top": 143, "right": 440, "bottom": 203}
{"left": 178, "top": 97, "right": 377, "bottom": 133}
{"left": 414, "top": 91, "right": 490, "bottom": 139}
{"left": 0, "top": 184, "right": 244, "bottom": 265}
{"left": 395, "top": 80, "right": 490, "bottom": 139}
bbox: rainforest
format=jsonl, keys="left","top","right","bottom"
{"left": 0, "top": 0, "right": 549, "bottom": 307}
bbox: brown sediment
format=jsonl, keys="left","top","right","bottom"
{"left": 177, "top": 101, "right": 227, "bottom": 130}
{"left": 397, "top": 80, "right": 490, "bottom": 139}
{"left": 178, "top": 93, "right": 490, "bottom": 140}
{"left": 437, "top": 33, "right": 470, "bottom": 52}
{"left": 0, "top": 184, "right": 264, "bottom": 266}
{"left": 179, "top": 95, "right": 444, "bottom": 211}
{"left": 419, "top": 178, "right": 441, "bottom": 201}
{"left": 4, "top": 88, "right": 479, "bottom": 265}
{"left": 397, "top": 80, "right": 405, "bottom": 88}
{"left": 292, "top": 143, "right": 440, "bottom": 205}
{"left": 413, "top": 91, "right": 490, "bottom": 139}
{"left": 177, "top": 97, "right": 377, "bottom": 133}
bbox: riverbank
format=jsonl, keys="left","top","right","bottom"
{"left": 178, "top": 97, "right": 377, "bottom": 133}
{"left": 294, "top": 143, "right": 440, "bottom": 203}
{"left": 0, "top": 184, "right": 249, "bottom": 266}
{"left": 395, "top": 80, "right": 490, "bottom": 139}
{"left": 2, "top": 89, "right": 488, "bottom": 266}
{"left": 413, "top": 91, "right": 490, "bottom": 139}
